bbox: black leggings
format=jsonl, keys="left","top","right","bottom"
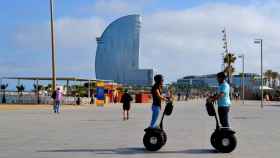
{"left": 218, "top": 107, "right": 230, "bottom": 127}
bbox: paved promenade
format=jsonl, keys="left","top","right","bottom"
{"left": 0, "top": 100, "right": 279, "bottom": 158}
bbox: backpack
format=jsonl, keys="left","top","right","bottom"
{"left": 51, "top": 91, "right": 56, "bottom": 99}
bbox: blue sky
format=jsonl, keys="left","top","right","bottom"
{"left": 1, "top": 0, "right": 280, "bottom": 89}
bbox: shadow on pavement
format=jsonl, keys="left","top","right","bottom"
{"left": 37, "top": 147, "right": 219, "bottom": 155}
{"left": 265, "top": 104, "right": 280, "bottom": 107}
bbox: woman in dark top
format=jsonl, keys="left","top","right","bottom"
{"left": 121, "top": 89, "right": 133, "bottom": 120}
{"left": 150, "top": 74, "right": 167, "bottom": 128}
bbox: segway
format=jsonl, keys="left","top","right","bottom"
{"left": 143, "top": 100, "right": 173, "bottom": 151}
{"left": 205, "top": 97, "right": 237, "bottom": 153}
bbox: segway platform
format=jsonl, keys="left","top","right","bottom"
{"left": 143, "top": 101, "right": 173, "bottom": 151}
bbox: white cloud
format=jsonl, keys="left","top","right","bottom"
{"left": 14, "top": 17, "right": 105, "bottom": 50}
{"left": 93, "top": 0, "right": 131, "bottom": 15}
{"left": 139, "top": 2, "right": 280, "bottom": 81}
{"left": 55, "top": 17, "right": 105, "bottom": 49}
{"left": 9, "top": 1, "right": 280, "bottom": 83}
{"left": 84, "top": 0, "right": 154, "bottom": 19}
{"left": 12, "top": 16, "right": 106, "bottom": 78}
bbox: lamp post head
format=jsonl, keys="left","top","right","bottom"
{"left": 254, "top": 38, "right": 262, "bottom": 44}
{"left": 238, "top": 54, "right": 244, "bottom": 58}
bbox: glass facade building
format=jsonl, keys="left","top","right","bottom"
{"left": 95, "top": 15, "right": 153, "bottom": 85}
{"left": 177, "top": 73, "right": 261, "bottom": 89}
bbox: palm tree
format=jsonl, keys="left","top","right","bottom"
{"left": 1, "top": 84, "right": 8, "bottom": 103}
{"left": 16, "top": 84, "right": 25, "bottom": 103}
{"left": 75, "top": 85, "right": 87, "bottom": 97}
{"left": 223, "top": 53, "right": 236, "bottom": 84}
{"left": 33, "top": 84, "right": 44, "bottom": 104}
{"left": 264, "top": 70, "right": 273, "bottom": 87}
{"left": 44, "top": 84, "right": 52, "bottom": 96}
{"left": 271, "top": 71, "right": 279, "bottom": 88}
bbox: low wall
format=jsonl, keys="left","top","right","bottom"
{"left": 1, "top": 94, "right": 91, "bottom": 105}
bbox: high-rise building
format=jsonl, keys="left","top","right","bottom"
{"left": 95, "top": 15, "right": 153, "bottom": 85}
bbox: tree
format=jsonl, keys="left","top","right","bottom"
{"left": 271, "top": 71, "right": 279, "bottom": 88}
{"left": 264, "top": 69, "right": 273, "bottom": 87}
{"left": 71, "top": 85, "right": 87, "bottom": 97}
{"left": 223, "top": 53, "right": 236, "bottom": 84}
{"left": 224, "top": 65, "right": 235, "bottom": 77}
{"left": 16, "top": 85, "right": 25, "bottom": 95}
{"left": 1, "top": 84, "right": 8, "bottom": 103}
{"left": 16, "top": 84, "right": 25, "bottom": 103}
{"left": 83, "top": 82, "right": 97, "bottom": 96}
{"left": 33, "top": 84, "right": 44, "bottom": 104}
{"left": 43, "top": 84, "right": 52, "bottom": 96}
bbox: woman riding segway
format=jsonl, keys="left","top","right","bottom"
{"left": 143, "top": 74, "right": 173, "bottom": 151}
{"left": 150, "top": 74, "right": 168, "bottom": 128}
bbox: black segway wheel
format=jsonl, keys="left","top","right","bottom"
{"left": 143, "top": 131, "right": 164, "bottom": 151}
{"left": 216, "top": 134, "right": 237, "bottom": 153}
{"left": 210, "top": 132, "right": 218, "bottom": 149}
{"left": 162, "top": 131, "right": 167, "bottom": 145}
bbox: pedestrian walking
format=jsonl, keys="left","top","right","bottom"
{"left": 90, "top": 93, "right": 95, "bottom": 104}
{"left": 76, "top": 94, "right": 81, "bottom": 105}
{"left": 113, "top": 89, "right": 119, "bottom": 103}
{"left": 177, "top": 93, "right": 181, "bottom": 101}
{"left": 167, "top": 87, "right": 174, "bottom": 102}
{"left": 52, "top": 87, "right": 63, "bottom": 113}
{"left": 120, "top": 89, "right": 133, "bottom": 120}
{"left": 185, "top": 92, "right": 189, "bottom": 101}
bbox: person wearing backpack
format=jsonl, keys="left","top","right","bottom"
{"left": 51, "top": 90, "right": 56, "bottom": 113}
{"left": 120, "top": 89, "right": 133, "bottom": 120}
{"left": 52, "top": 87, "right": 63, "bottom": 113}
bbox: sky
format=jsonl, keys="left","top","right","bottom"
{"left": 1, "top": 0, "right": 280, "bottom": 88}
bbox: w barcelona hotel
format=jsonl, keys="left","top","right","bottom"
{"left": 95, "top": 15, "right": 153, "bottom": 86}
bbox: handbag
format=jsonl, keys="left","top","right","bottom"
{"left": 205, "top": 99, "right": 216, "bottom": 116}
{"left": 164, "top": 101, "right": 173, "bottom": 116}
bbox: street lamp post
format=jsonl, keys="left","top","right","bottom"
{"left": 238, "top": 54, "right": 245, "bottom": 104}
{"left": 0, "top": 78, "right": 2, "bottom": 101}
{"left": 254, "top": 39, "right": 263, "bottom": 108}
{"left": 49, "top": 0, "right": 56, "bottom": 92}
{"left": 88, "top": 51, "right": 92, "bottom": 101}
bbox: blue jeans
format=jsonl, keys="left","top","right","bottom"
{"left": 150, "top": 105, "right": 161, "bottom": 128}
{"left": 53, "top": 100, "right": 61, "bottom": 113}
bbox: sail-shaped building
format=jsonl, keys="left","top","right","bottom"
{"left": 95, "top": 15, "right": 153, "bottom": 85}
